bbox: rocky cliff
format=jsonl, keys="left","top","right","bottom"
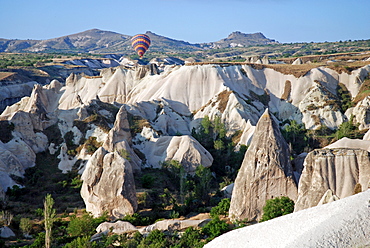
{"left": 295, "top": 148, "right": 370, "bottom": 211}
{"left": 229, "top": 109, "right": 298, "bottom": 221}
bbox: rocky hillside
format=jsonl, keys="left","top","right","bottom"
{"left": 0, "top": 29, "right": 130, "bottom": 53}
{"left": 0, "top": 29, "right": 276, "bottom": 54}
{"left": 1, "top": 57, "right": 370, "bottom": 246}
{"left": 203, "top": 31, "right": 277, "bottom": 49}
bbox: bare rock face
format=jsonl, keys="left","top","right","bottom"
{"left": 317, "top": 189, "right": 339, "bottom": 205}
{"left": 229, "top": 109, "right": 298, "bottom": 221}
{"left": 298, "top": 81, "right": 345, "bottom": 130}
{"left": 81, "top": 147, "right": 137, "bottom": 219}
{"left": 102, "top": 105, "right": 142, "bottom": 172}
{"left": 96, "top": 221, "right": 137, "bottom": 234}
{"left": 138, "top": 135, "right": 213, "bottom": 173}
{"left": 103, "top": 105, "right": 132, "bottom": 148}
{"left": 292, "top": 58, "right": 303, "bottom": 65}
{"left": 140, "top": 219, "right": 210, "bottom": 234}
{"left": 295, "top": 148, "right": 370, "bottom": 211}
{"left": 346, "top": 96, "right": 370, "bottom": 130}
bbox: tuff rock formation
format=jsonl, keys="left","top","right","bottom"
{"left": 139, "top": 219, "right": 210, "bottom": 234}
{"left": 95, "top": 221, "right": 138, "bottom": 234}
{"left": 295, "top": 148, "right": 370, "bottom": 211}
{"left": 81, "top": 147, "right": 137, "bottom": 219}
{"left": 317, "top": 189, "right": 340, "bottom": 205}
{"left": 229, "top": 109, "right": 298, "bottom": 221}
{"left": 135, "top": 134, "right": 213, "bottom": 173}
{"left": 346, "top": 96, "right": 370, "bottom": 130}
{"left": 102, "top": 105, "right": 142, "bottom": 172}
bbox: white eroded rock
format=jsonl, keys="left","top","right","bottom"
{"left": 295, "top": 148, "right": 370, "bottom": 211}
{"left": 96, "top": 221, "right": 137, "bottom": 234}
{"left": 81, "top": 147, "right": 137, "bottom": 218}
{"left": 317, "top": 189, "right": 340, "bottom": 205}
{"left": 138, "top": 135, "right": 213, "bottom": 173}
{"left": 140, "top": 219, "right": 210, "bottom": 234}
{"left": 229, "top": 109, "right": 297, "bottom": 221}
{"left": 205, "top": 190, "right": 370, "bottom": 248}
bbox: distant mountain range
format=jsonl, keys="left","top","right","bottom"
{"left": 0, "top": 29, "right": 277, "bottom": 54}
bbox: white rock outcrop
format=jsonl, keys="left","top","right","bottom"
{"left": 137, "top": 135, "right": 213, "bottom": 173}
{"left": 140, "top": 219, "right": 210, "bottom": 234}
{"left": 96, "top": 220, "right": 138, "bottom": 234}
{"left": 229, "top": 109, "right": 298, "bottom": 221}
{"left": 295, "top": 148, "right": 370, "bottom": 211}
{"left": 81, "top": 147, "right": 137, "bottom": 218}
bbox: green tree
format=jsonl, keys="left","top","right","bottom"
{"left": 334, "top": 116, "right": 359, "bottom": 140}
{"left": 20, "top": 218, "right": 32, "bottom": 237}
{"left": 260, "top": 196, "right": 295, "bottom": 222}
{"left": 210, "top": 198, "right": 231, "bottom": 218}
{"left": 67, "top": 212, "right": 107, "bottom": 237}
{"left": 138, "top": 229, "right": 169, "bottom": 248}
{"left": 44, "top": 194, "right": 56, "bottom": 248}
{"left": 281, "top": 120, "right": 307, "bottom": 154}
{"left": 64, "top": 236, "right": 97, "bottom": 248}
{"left": 201, "top": 216, "right": 229, "bottom": 240}
{"left": 172, "top": 227, "right": 204, "bottom": 248}
{"left": 195, "top": 165, "right": 212, "bottom": 204}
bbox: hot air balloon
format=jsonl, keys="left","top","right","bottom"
{"left": 131, "top": 34, "right": 151, "bottom": 58}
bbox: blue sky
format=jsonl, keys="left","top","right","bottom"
{"left": 0, "top": 0, "right": 369, "bottom": 44}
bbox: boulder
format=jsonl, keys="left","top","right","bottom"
{"left": 345, "top": 96, "right": 370, "bottom": 130}
{"left": 317, "top": 189, "right": 339, "bottom": 205}
{"left": 81, "top": 147, "right": 137, "bottom": 219}
{"left": 8, "top": 111, "right": 48, "bottom": 153}
{"left": 295, "top": 148, "right": 370, "bottom": 211}
{"left": 140, "top": 219, "right": 210, "bottom": 234}
{"left": 0, "top": 141, "right": 25, "bottom": 178}
{"left": 103, "top": 105, "right": 132, "bottom": 148}
{"left": 102, "top": 105, "right": 142, "bottom": 172}
{"left": 292, "top": 58, "right": 303, "bottom": 65}
{"left": 96, "top": 220, "right": 137, "bottom": 234}
{"left": 229, "top": 109, "right": 298, "bottom": 221}
{"left": 0, "top": 138, "right": 35, "bottom": 170}
{"left": 0, "top": 226, "right": 15, "bottom": 238}
{"left": 221, "top": 183, "right": 234, "bottom": 198}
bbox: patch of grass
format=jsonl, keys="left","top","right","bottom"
{"left": 216, "top": 90, "right": 232, "bottom": 113}
{"left": 127, "top": 113, "right": 151, "bottom": 136}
